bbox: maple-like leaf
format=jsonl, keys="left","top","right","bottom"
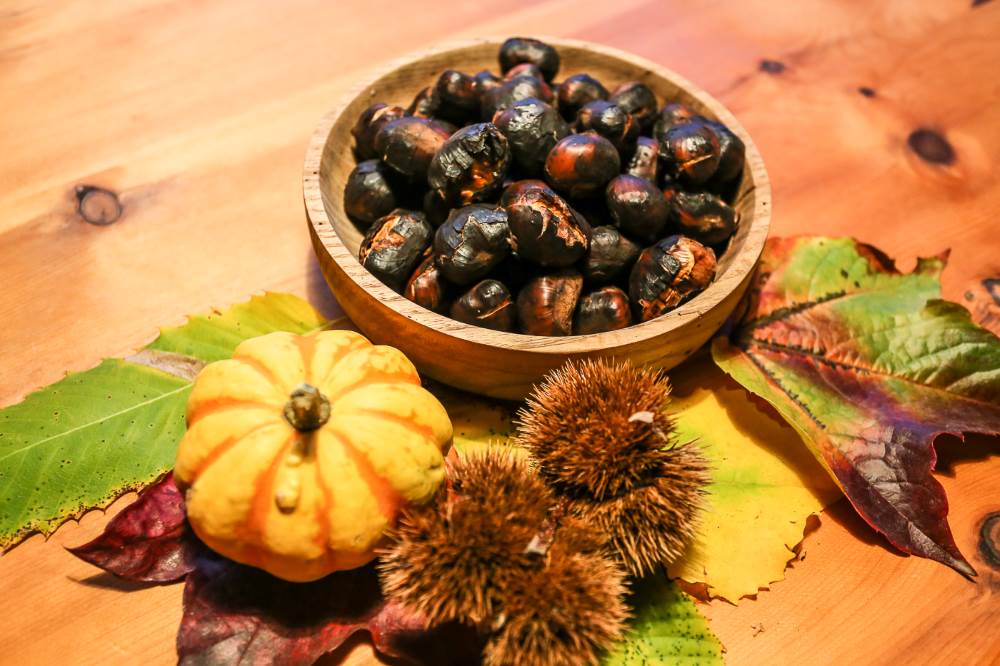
{"left": 713, "top": 236, "right": 1000, "bottom": 577}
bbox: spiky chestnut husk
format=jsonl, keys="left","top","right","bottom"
{"left": 516, "top": 359, "right": 710, "bottom": 575}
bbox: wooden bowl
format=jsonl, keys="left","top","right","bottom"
{"left": 304, "top": 38, "right": 770, "bottom": 399}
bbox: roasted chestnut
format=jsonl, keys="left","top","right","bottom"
{"left": 450, "top": 279, "right": 516, "bottom": 331}
{"left": 433, "top": 204, "right": 510, "bottom": 285}
{"left": 581, "top": 225, "right": 640, "bottom": 284}
{"left": 499, "top": 178, "right": 553, "bottom": 207}
{"left": 404, "top": 254, "right": 450, "bottom": 313}
{"left": 704, "top": 120, "right": 745, "bottom": 185}
{"left": 422, "top": 189, "right": 451, "bottom": 227}
{"left": 406, "top": 87, "right": 440, "bottom": 119}
{"left": 344, "top": 160, "right": 398, "bottom": 226}
{"left": 516, "top": 270, "right": 583, "bottom": 336}
{"left": 504, "top": 186, "right": 591, "bottom": 267}
{"left": 672, "top": 191, "right": 738, "bottom": 245}
{"left": 480, "top": 75, "right": 554, "bottom": 120}
{"left": 352, "top": 103, "right": 406, "bottom": 160}
{"left": 434, "top": 70, "right": 479, "bottom": 123}
{"left": 575, "top": 100, "right": 638, "bottom": 155}
{"left": 609, "top": 81, "right": 658, "bottom": 132}
{"left": 473, "top": 70, "right": 502, "bottom": 99}
{"left": 556, "top": 73, "right": 608, "bottom": 121}
{"left": 652, "top": 102, "right": 696, "bottom": 141}
{"left": 358, "top": 209, "right": 434, "bottom": 292}
{"left": 574, "top": 286, "right": 632, "bottom": 334}
{"left": 492, "top": 98, "right": 569, "bottom": 177}
{"left": 499, "top": 37, "right": 560, "bottom": 82}
{"left": 504, "top": 62, "right": 545, "bottom": 80}
{"left": 544, "top": 132, "right": 621, "bottom": 199}
{"left": 427, "top": 122, "right": 510, "bottom": 204}
{"left": 658, "top": 121, "right": 721, "bottom": 186}
{"left": 626, "top": 136, "right": 659, "bottom": 182}
{"left": 628, "top": 235, "right": 717, "bottom": 322}
{"left": 605, "top": 174, "right": 670, "bottom": 243}
{"left": 375, "top": 117, "right": 451, "bottom": 182}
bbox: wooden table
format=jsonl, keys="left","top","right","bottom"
{"left": 2, "top": 0, "right": 999, "bottom": 663}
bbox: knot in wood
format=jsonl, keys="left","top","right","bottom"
{"left": 75, "top": 185, "right": 122, "bottom": 225}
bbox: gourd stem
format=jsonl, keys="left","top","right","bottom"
{"left": 283, "top": 383, "right": 331, "bottom": 432}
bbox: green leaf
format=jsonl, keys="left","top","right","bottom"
{"left": 0, "top": 293, "right": 327, "bottom": 550}
{"left": 604, "top": 571, "right": 723, "bottom": 665}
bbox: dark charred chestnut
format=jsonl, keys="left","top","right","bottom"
{"left": 574, "top": 286, "right": 632, "bottom": 334}
{"left": 516, "top": 270, "right": 583, "bottom": 336}
{"left": 628, "top": 235, "right": 717, "bottom": 322}
{"left": 704, "top": 120, "right": 745, "bottom": 185}
{"left": 375, "top": 117, "right": 451, "bottom": 183}
{"left": 626, "top": 136, "right": 659, "bottom": 182}
{"left": 492, "top": 98, "right": 569, "bottom": 178}
{"left": 652, "top": 102, "right": 696, "bottom": 141}
{"left": 544, "top": 132, "right": 621, "bottom": 199}
{"left": 422, "top": 189, "right": 451, "bottom": 227}
{"left": 433, "top": 204, "right": 510, "bottom": 285}
{"left": 575, "top": 100, "right": 638, "bottom": 155}
{"left": 504, "top": 62, "right": 544, "bottom": 80}
{"left": 404, "top": 254, "right": 450, "bottom": 314}
{"left": 499, "top": 178, "right": 553, "bottom": 207}
{"left": 450, "top": 279, "right": 516, "bottom": 331}
{"left": 504, "top": 187, "right": 591, "bottom": 267}
{"left": 499, "top": 37, "right": 560, "bottom": 82}
{"left": 344, "top": 160, "right": 398, "bottom": 226}
{"left": 427, "top": 122, "right": 510, "bottom": 204}
{"left": 434, "top": 70, "right": 479, "bottom": 124}
{"left": 605, "top": 174, "right": 670, "bottom": 243}
{"left": 672, "top": 191, "right": 738, "bottom": 245}
{"left": 581, "top": 225, "right": 640, "bottom": 284}
{"left": 352, "top": 103, "right": 406, "bottom": 160}
{"left": 406, "top": 87, "right": 440, "bottom": 119}
{"left": 358, "top": 209, "right": 434, "bottom": 292}
{"left": 658, "top": 121, "right": 722, "bottom": 186}
{"left": 609, "top": 81, "right": 658, "bottom": 132}
{"left": 556, "top": 73, "right": 608, "bottom": 121}
{"left": 480, "top": 75, "right": 554, "bottom": 120}
{"left": 473, "top": 70, "right": 502, "bottom": 99}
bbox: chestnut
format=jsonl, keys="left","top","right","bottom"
{"left": 626, "top": 136, "right": 659, "bottom": 182}
{"left": 406, "top": 87, "right": 440, "bottom": 119}
{"left": 480, "top": 75, "right": 554, "bottom": 120}
{"left": 358, "top": 209, "right": 434, "bottom": 292}
{"left": 422, "top": 189, "right": 451, "bottom": 227}
{"left": 450, "top": 279, "right": 516, "bottom": 331}
{"left": 516, "top": 270, "right": 583, "bottom": 336}
{"left": 605, "top": 174, "right": 670, "bottom": 243}
{"left": 375, "top": 117, "right": 451, "bottom": 182}
{"left": 499, "top": 178, "right": 553, "bottom": 207}
{"left": 434, "top": 204, "right": 510, "bottom": 285}
{"left": 492, "top": 98, "right": 569, "bottom": 178}
{"left": 575, "top": 100, "right": 638, "bottom": 155}
{"left": 427, "top": 122, "right": 510, "bottom": 204}
{"left": 434, "top": 70, "right": 479, "bottom": 124}
{"left": 556, "top": 73, "right": 608, "bottom": 121}
{"left": 574, "top": 286, "right": 632, "bottom": 334}
{"left": 499, "top": 37, "right": 560, "bottom": 82}
{"left": 672, "top": 191, "right": 738, "bottom": 245}
{"left": 352, "top": 103, "right": 405, "bottom": 160}
{"left": 404, "top": 254, "right": 450, "bottom": 314}
{"left": 581, "top": 225, "right": 640, "bottom": 285}
{"left": 628, "top": 235, "right": 717, "bottom": 322}
{"left": 504, "top": 62, "right": 545, "bottom": 81}
{"left": 504, "top": 187, "right": 591, "bottom": 267}
{"left": 652, "top": 102, "right": 696, "bottom": 141}
{"left": 704, "top": 120, "right": 745, "bottom": 185}
{"left": 344, "top": 160, "right": 398, "bottom": 226}
{"left": 609, "top": 82, "right": 658, "bottom": 132}
{"left": 658, "top": 120, "right": 722, "bottom": 186}
{"left": 544, "top": 132, "right": 621, "bottom": 199}
{"left": 473, "top": 70, "right": 502, "bottom": 99}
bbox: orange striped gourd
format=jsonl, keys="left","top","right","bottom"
{"left": 173, "top": 330, "right": 452, "bottom": 582}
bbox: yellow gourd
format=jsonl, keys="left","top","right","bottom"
{"left": 174, "top": 330, "right": 452, "bottom": 582}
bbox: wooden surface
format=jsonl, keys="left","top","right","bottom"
{"left": 305, "top": 37, "right": 771, "bottom": 399}
{"left": 1, "top": 0, "right": 999, "bottom": 664}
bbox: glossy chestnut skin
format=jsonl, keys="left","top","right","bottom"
{"left": 504, "top": 62, "right": 545, "bottom": 80}
{"left": 434, "top": 70, "right": 479, "bottom": 123}
{"left": 433, "top": 204, "right": 511, "bottom": 285}
{"left": 473, "top": 70, "right": 502, "bottom": 99}
{"left": 358, "top": 209, "right": 434, "bottom": 292}
{"left": 499, "top": 178, "right": 553, "bottom": 207}
{"left": 574, "top": 286, "right": 632, "bottom": 334}
{"left": 406, "top": 87, "right": 440, "bottom": 119}
{"left": 504, "top": 187, "right": 591, "bottom": 267}
{"left": 626, "top": 136, "right": 659, "bottom": 182}
{"left": 556, "top": 73, "right": 608, "bottom": 121}
{"left": 352, "top": 103, "right": 406, "bottom": 160}
{"left": 575, "top": 100, "right": 638, "bottom": 155}
{"left": 499, "top": 37, "right": 560, "bottom": 82}
{"left": 544, "top": 132, "right": 621, "bottom": 199}
{"left": 427, "top": 122, "right": 510, "bottom": 205}
{"left": 605, "top": 174, "right": 671, "bottom": 243}
{"left": 344, "top": 160, "right": 398, "bottom": 226}
{"left": 492, "top": 98, "right": 569, "bottom": 178}
{"left": 628, "top": 235, "right": 717, "bottom": 322}
{"left": 581, "top": 225, "right": 640, "bottom": 285}
{"left": 609, "top": 81, "right": 658, "bottom": 132}
{"left": 480, "top": 75, "right": 554, "bottom": 120}
{"left": 516, "top": 270, "right": 583, "bottom": 336}
{"left": 422, "top": 189, "right": 451, "bottom": 227}
{"left": 672, "top": 191, "right": 738, "bottom": 245}
{"left": 658, "top": 121, "right": 722, "bottom": 186}
{"left": 652, "top": 102, "right": 696, "bottom": 141}
{"left": 404, "top": 254, "right": 450, "bottom": 314}
{"left": 704, "top": 120, "right": 745, "bottom": 185}
{"left": 375, "top": 117, "right": 451, "bottom": 183}
{"left": 450, "top": 279, "right": 516, "bottom": 331}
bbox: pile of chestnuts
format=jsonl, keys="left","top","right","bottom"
{"left": 345, "top": 37, "right": 743, "bottom": 336}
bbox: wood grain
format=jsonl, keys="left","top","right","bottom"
{"left": 1, "top": 0, "right": 998, "bottom": 664}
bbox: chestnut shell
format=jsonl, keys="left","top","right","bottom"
{"left": 652, "top": 102, "right": 696, "bottom": 142}
{"left": 433, "top": 204, "right": 511, "bottom": 285}
{"left": 626, "top": 136, "right": 659, "bottom": 182}
{"left": 406, "top": 87, "right": 440, "bottom": 119}
{"left": 628, "top": 235, "right": 717, "bottom": 322}
{"left": 605, "top": 174, "right": 671, "bottom": 243}
{"left": 428, "top": 122, "right": 510, "bottom": 205}
{"left": 544, "top": 132, "right": 621, "bottom": 199}
{"left": 504, "top": 187, "right": 591, "bottom": 268}
{"left": 344, "top": 159, "right": 398, "bottom": 226}
{"left": 375, "top": 117, "right": 451, "bottom": 183}
{"left": 358, "top": 209, "right": 434, "bottom": 292}
{"left": 581, "top": 225, "right": 640, "bottom": 284}
{"left": 574, "top": 286, "right": 632, "bottom": 334}
{"left": 450, "top": 279, "right": 516, "bottom": 331}
{"left": 609, "top": 81, "right": 658, "bottom": 132}
{"left": 516, "top": 270, "right": 583, "bottom": 336}
{"left": 492, "top": 98, "right": 569, "bottom": 178}
{"left": 352, "top": 103, "right": 406, "bottom": 160}
{"left": 575, "top": 100, "right": 638, "bottom": 155}
{"left": 658, "top": 120, "right": 722, "bottom": 187}
{"left": 556, "top": 73, "right": 608, "bottom": 121}
{"left": 672, "top": 191, "right": 738, "bottom": 245}
{"left": 480, "top": 75, "right": 554, "bottom": 120}
{"left": 434, "top": 70, "right": 479, "bottom": 124}
{"left": 404, "top": 254, "right": 450, "bottom": 314}
{"left": 498, "top": 37, "right": 560, "bottom": 82}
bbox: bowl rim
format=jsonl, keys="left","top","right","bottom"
{"left": 303, "top": 36, "right": 771, "bottom": 355}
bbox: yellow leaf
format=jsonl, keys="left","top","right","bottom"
{"left": 429, "top": 382, "right": 519, "bottom": 456}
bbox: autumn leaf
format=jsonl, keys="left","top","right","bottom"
{"left": 713, "top": 236, "right": 1000, "bottom": 577}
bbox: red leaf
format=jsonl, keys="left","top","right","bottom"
{"left": 68, "top": 474, "right": 201, "bottom": 582}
